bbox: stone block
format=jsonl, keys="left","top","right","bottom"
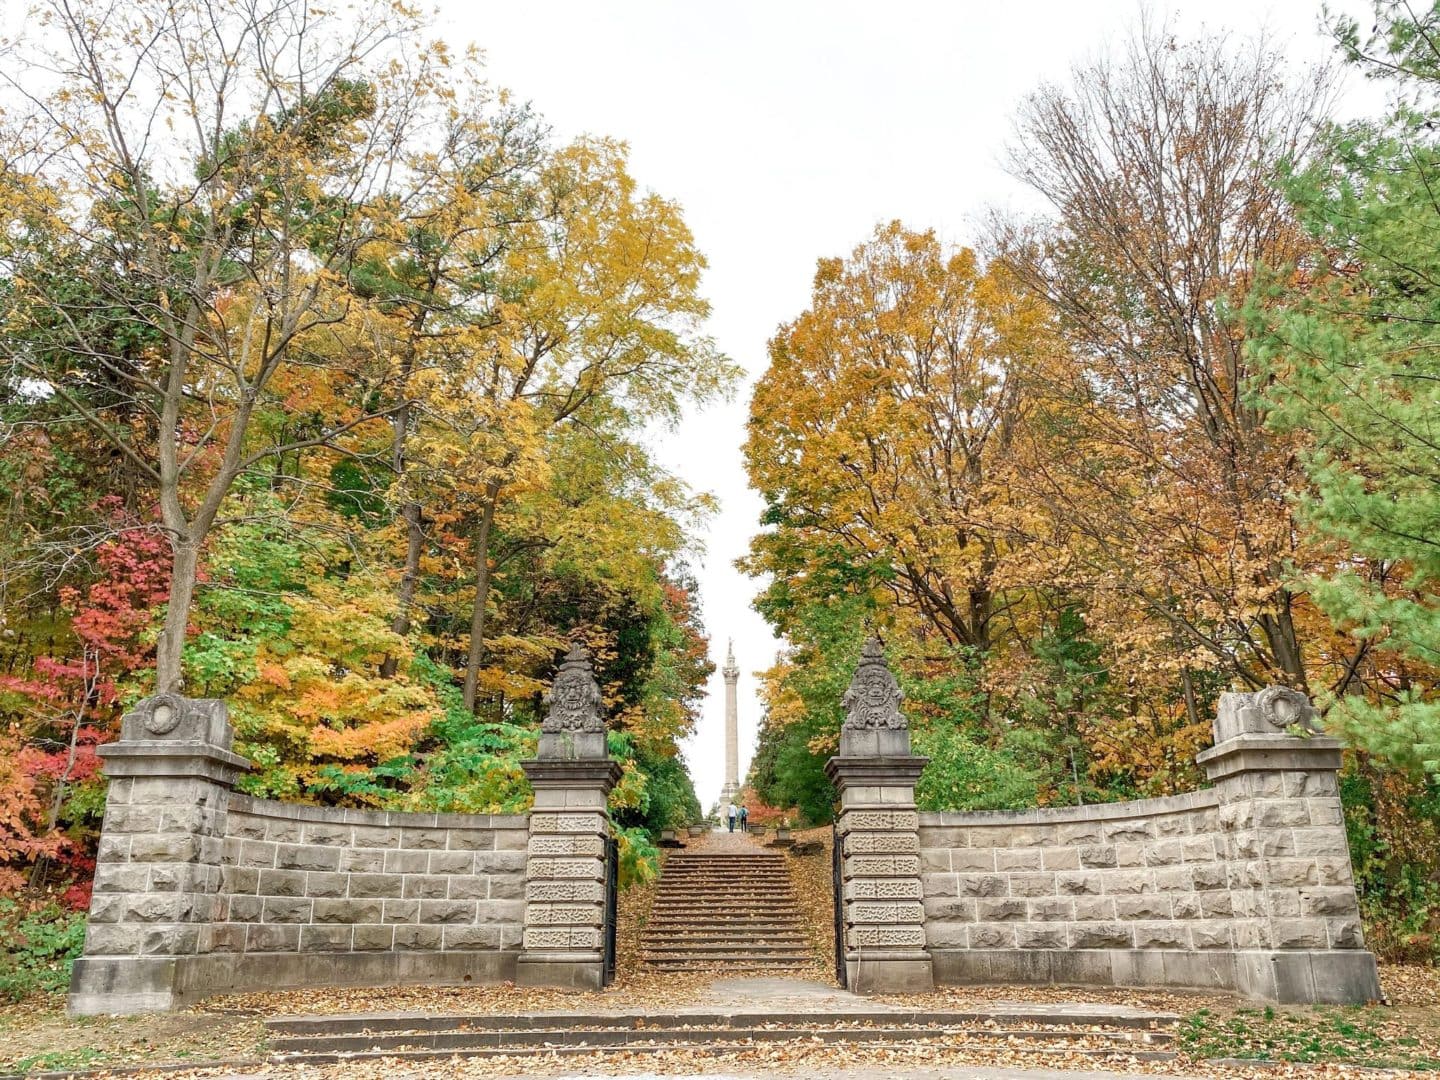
{"left": 489, "top": 876, "right": 525, "bottom": 900}
{"left": 304, "top": 872, "right": 348, "bottom": 898}
{"left": 400, "top": 828, "right": 448, "bottom": 850}
{"left": 1072, "top": 896, "right": 1116, "bottom": 921}
{"left": 427, "top": 851, "right": 475, "bottom": 875}
{"left": 1114, "top": 895, "right": 1170, "bottom": 919}
{"left": 969, "top": 924, "right": 1017, "bottom": 948}
{"left": 847, "top": 926, "right": 926, "bottom": 948}
{"left": 1152, "top": 868, "right": 1192, "bottom": 892}
{"left": 848, "top": 878, "right": 923, "bottom": 901}
{"left": 301, "top": 823, "right": 350, "bottom": 846}
{"left": 219, "top": 867, "right": 259, "bottom": 895}
{"left": 1200, "top": 892, "right": 1234, "bottom": 918}
{"left": 850, "top": 901, "right": 925, "bottom": 924}
{"left": 527, "top": 812, "right": 606, "bottom": 834}
{"left": 1144, "top": 841, "right": 1185, "bottom": 866}
{"left": 406, "top": 875, "right": 449, "bottom": 898}
{"left": 1058, "top": 872, "right": 1102, "bottom": 896}
{"left": 956, "top": 874, "right": 1007, "bottom": 897}
{"left": 444, "top": 925, "right": 500, "bottom": 950}
{"left": 1016, "top": 927, "right": 1066, "bottom": 949}
{"left": 349, "top": 873, "right": 404, "bottom": 899}
{"left": 238, "top": 841, "right": 276, "bottom": 869}
{"left": 1027, "top": 897, "right": 1073, "bottom": 922}
{"left": 1113, "top": 844, "right": 1146, "bottom": 867}
{"left": 527, "top": 835, "right": 605, "bottom": 858}
{"left": 446, "top": 830, "right": 494, "bottom": 852}
{"left": 381, "top": 898, "right": 419, "bottom": 923}
{"left": 263, "top": 819, "right": 303, "bottom": 844}
{"left": 1105, "top": 870, "right": 1153, "bottom": 894}
{"left": 1293, "top": 830, "right": 1349, "bottom": 857}
{"left": 1103, "top": 822, "right": 1153, "bottom": 843}
{"left": 1041, "top": 848, "right": 1080, "bottom": 871}
{"left": 446, "top": 876, "right": 489, "bottom": 900}
{"left": 845, "top": 832, "right": 920, "bottom": 855}
{"left": 995, "top": 850, "right": 1041, "bottom": 872}
{"left": 1191, "top": 864, "right": 1226, "bottom": 891}
{"left": 1008, "top": 873, "right": 1055, "bottom": 897}
{"left": 1070, "top": 923, "right": 1133, "bottom": 949}
{"left": 1274, "top": 918, "right": 1328, "bottom": 949}
{"left": 383, "top": 849, "right": 429, "bottom": 875}
{"left": 246, "top": 923, "right": 300, "bottom": 952}
{"left": 420, "top": 900, "right": 476, "bottom": 924}
{"left": 94, "top": 865, "right": 150, "bottom": 894}
{"left": 975, "top": 899, "right": 1027, "bottom": 922}
{"left": 270, "top": 852, "right": 338, "bottom": 875}
{"left": 338, "top": 849, "right": 384, "bottom": 873}
{"left": 352, "top": 924, "right": 395, "bottom": 951}
{"left": 258, "top": 869, "right": 306, "bottom": 898}
{"left": 350, "top": 826, "right": 401, "bottom": 848}
{"left": 226, "top": 895, "right": 262, "bottom": 923}
{"left": 125, "top": 894, "right": 191, "bottom": 923}
{"left": 950, "top": 849, "right": 997, "bottom": 871}
{"left": 1269, "top": 859, "right": 1320, "bottom": 887}
{"left": 923, "top": 898, "right": 977, "bottom": 922}
{"left": 402, "top": 875, "right": 448, "bottom": 900}
{"left": 300, "top": 925, "right": 352, "bottom": 951}
{"left": 1132, "top": 923, "right": 1187, "bottom": 949}
{"left": 261, "top": 897, "right": 312, "bottom": 924}
{"left": 525, "top": 880, "right": 604, "bottom": 903}
{"left": 475, "top": 900, "right": 525, "bottom": 926}
{"left": 313, "top": 898, "right": 381, "bottom": 924}
{"left": 393, "top": 924, "right": 443, "bottom": 950}
{"left": 1191, "top": 923, "right": 1234, "bottom": 949}
{"left": 493, "top": 829, "right": 530, "bottom": 851}
{"left": 476, "top": 852, "right": 528, "bottom": 874}
{"left": 130, "top": 835, "right": 199, "bottom": 863}
{"left": 919, "top": 849, "right": 951, "bottom": 872}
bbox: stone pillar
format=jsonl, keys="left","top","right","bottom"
{"left": 69, "top": 695, "right": 250, "bottom": 1015}
{"left": 825, "top": 638, "right": 933, "bottom": 993}
{"left": 516, "top": 645, "right": 621, "bottom": 990}
{"left": 720, "top": 639, "right": 740, "bottom": 807}
{"left": 1196, "top": 687, "right": 1381, "bottom": 1004}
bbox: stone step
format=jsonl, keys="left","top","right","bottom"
{"left": 640, "top": 943, "right": 813, "bottom": 955}
{"left": 265, "top": 1007, "right": 1181, "bottom": 1037}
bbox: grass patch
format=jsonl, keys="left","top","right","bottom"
{"left": 1182, "top": 1005, "right": 1440, "bottom": 1070}
{"left": 10, "top": 1046, "right": 104, "bottom": 1073}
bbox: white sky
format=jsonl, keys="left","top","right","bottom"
{"left": 439, "top": 0, "right": 1376, "bottom": 811}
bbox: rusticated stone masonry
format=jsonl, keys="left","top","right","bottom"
{"left": 826, "top": 638, "right": 933, "bottom": 992}
{"left": 516, "top": 645, "right": 621, "bottom": 989}
{"left": 913, "top": 687, "right": 1380, "bottom": 1004}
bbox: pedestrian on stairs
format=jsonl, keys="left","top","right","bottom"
{"left": 726, "top": 805, "right": 736, "bottom": 832}
{"left": 739, "top": 805, "right": 748, "bottom": 832}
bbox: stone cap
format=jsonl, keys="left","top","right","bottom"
{"left": 825, "top": 754, "right": 928, "bottom": 792}
{"left": 119, "top": 695, "right": 233, "bottom": 748}
{"left": 1214, "top": 687, "right": 1323, "bottom": 744}
{"left": 99, "top": 741, "right": 250, "bottom": 783}
{"left": 522, "top": 757, "right": 623, "bottom": 794}
{"left": 1197, "top": 732, "right": 1344, "bottom": 781}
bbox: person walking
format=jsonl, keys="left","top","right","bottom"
{"left": 739, "top": 805, "right": 748, "bottom": 832}
{"left": 726, "top": 805, "right": 736, "bottom": 833}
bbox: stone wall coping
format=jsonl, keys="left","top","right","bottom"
{"left": 918, "top": 788, "right": 1219, "bottom": 827}
{"left": 1195, "top": 732, "right": 1344, "bottom": 765}
{"left": 226, "top": 792, "right": 529, "bottom": 830}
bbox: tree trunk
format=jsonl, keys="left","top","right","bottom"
{"left": 462, "top": 487, "right": 501, "bottom": 713}
{"left": 155, "top": 535, "right": 201, "bottom": 694}
{"left": 381, "top": 500, "right": 424, "bottom": 679}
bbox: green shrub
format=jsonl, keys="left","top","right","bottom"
{"left": 0, "top": 901, "right": 87, "bottom": 1001}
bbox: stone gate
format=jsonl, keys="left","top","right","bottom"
{"left": 827, "top": 638, "right": 1381, "bottom": 1004}
{"left": 70, "top": 639, "right": 1381, "bottom": 1012}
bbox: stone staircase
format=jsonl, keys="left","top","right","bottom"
{"left": 262, "top": 1007, "right": 1180, "bottom": 1065}
{"left": 639, "top": 849, "right": 813, "bottom": 973}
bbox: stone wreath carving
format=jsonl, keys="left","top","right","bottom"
{"left": 543, "top": 644, "right": 606, "bottom": 734}
{"left": 842, "top": 637, "right": 907, "bottom": 731}
{"left": 1255, "top": 685, "right": 1323, "bottom": 734}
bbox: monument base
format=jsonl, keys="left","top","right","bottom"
{"left": 515, "top": 951, "right": 607, "bottom": 991}
{"left": 844, "top": 950, "right": 934, "bottom": 994}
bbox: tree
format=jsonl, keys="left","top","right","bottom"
{"left": 1247, "top": 2, "right": 1440, "bottom": 773}
{"left": 993, "top": 22, "right": 1338, "bottom": 703}
{"left": 0, "top": 0, "right": 435, "bottom": 691}
{"left": 746, "top": 222, "right": 1051, "bottom": 666}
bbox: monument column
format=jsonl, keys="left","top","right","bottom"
{"left": 720, "top": 640, "right": 740, "bottom": 806}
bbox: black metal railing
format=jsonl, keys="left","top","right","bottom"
{"left": 832, "top": 820, "right": 846, "bottom": 987}
{"left": 603, "top": 833, "right": 618, "bottom": 986}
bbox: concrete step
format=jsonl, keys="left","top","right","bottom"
{"left": 265, "top": 1007, "right": 1182, "bottom": 1037}
{"left": 267, "top": 1022, "right": 1173, "bottom": 1054}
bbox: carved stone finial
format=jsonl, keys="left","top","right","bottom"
{"left": 542, "top": 644, "right": 606, "bottom": 735}
{"left": 1255, "top": 685, "right": 1323, "bottom": 734}
{"left": 118, "top": 693, "right": 234, "bottom": 749}
{"left": 722, "top": 638, "right": 739, "bottom": 679}
{"left": 841, "top": 637, "right": 906, "bottom": 731}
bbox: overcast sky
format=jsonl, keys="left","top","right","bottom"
{"left": 439, "top": 0, "right": 1376, "bottom": 810}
